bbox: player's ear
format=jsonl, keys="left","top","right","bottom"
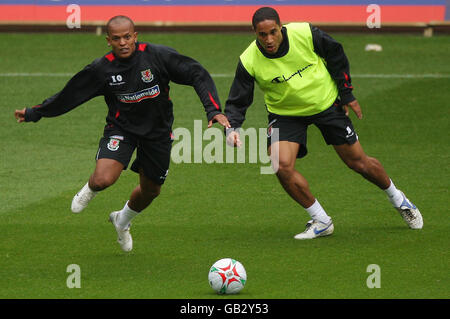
{"left": 106, "top": 35, "right": 111, "bottom": 46}
{"left": 134, "top": 32, "right": 138, "bottom": 42}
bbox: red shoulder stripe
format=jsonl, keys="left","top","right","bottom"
{"left": 105, "top": 53, "right": 115, "bottom": 62}
{"left": 138, "top": 43, "right": 147, "bottom": 52}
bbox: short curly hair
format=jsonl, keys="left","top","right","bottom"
{"left": 252, "top": 7, "right": 281, "bottom": 29}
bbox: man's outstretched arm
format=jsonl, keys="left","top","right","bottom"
{"left": 15, "top": 62, "right": 104, "bottom": 123}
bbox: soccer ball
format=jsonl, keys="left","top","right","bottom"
{"left": 208, "top": 258, "right": 247, "bottom": 294}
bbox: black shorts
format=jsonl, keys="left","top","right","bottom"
{"left": 267, "top": 101, "right": 358, "bottom": 158}
{"left": 96, "top": 126, "right": 172, "bottom": 185}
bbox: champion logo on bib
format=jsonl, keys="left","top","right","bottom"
{"left": 107, "top": 138, "right": 120, "bottom": 151}
{"left": 271, "top": 64, "right": 313, "bottom": 83}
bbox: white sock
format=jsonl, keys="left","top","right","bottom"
{"left": 305, "top": 199, "right": 331, "bottom": 224}
{"left": 384, "top": 179, "right": 403, "bottom": 207}
{"left": 117, "top": 201, "right": 139, "bottom": 230}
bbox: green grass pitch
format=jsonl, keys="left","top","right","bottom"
{"left": 0, "top": 32, "right": 449, "bottom": 300}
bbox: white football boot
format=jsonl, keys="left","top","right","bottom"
{"left": 71, "top": 182, "right": 97, "bottom": 213}
{"left": 294, "top": 219, "right": 334, "bottom": 240}
{"left": 396, "top": 191, "right": 423, "bottom": 229}
{"left": 109, "top": 211, "right": 133, "bottom": 252}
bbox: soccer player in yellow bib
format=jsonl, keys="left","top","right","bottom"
{"left": 225, "top": 7, "right": 423, "bottom": 239}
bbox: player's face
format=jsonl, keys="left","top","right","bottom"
{"left": 254, "top": 19, "right": 283, "bottom": 55}
{"left": 106, "top": 21, "right": 137, "bottom": 59}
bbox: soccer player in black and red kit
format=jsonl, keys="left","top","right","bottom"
{"left": 14, "top": 16, "right": 231, "bottom": 252}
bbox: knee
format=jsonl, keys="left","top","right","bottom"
{"left": 89, "top": 174, "right": 117, "bottom": 191}
{"left": 275, "top": 161, "right": 296, "bottom": 182}
{"left": 141, "top": 183, "right": 161, "bottom": 199}
{"left": 345, "top": 157, "right": 370, "bottom": 174}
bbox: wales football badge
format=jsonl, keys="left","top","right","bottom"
{"left": 141, "top": 69, "right": 154, "bottom": 83}
{"left": 107, "top": 138, "right": 120, "bottom": 151}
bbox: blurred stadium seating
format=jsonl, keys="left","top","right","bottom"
{"left": 0, "top": 0, "right": 449, "bottom": 35}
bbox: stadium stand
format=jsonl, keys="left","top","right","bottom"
{"left": 0, "top": 0, "right": 448, "bottom": 35}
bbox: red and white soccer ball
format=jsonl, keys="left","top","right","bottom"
{"left": 208, "top": 258, "right": 247, "bottom": 294}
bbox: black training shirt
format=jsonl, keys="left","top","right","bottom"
{"left": 25, "top": 42, "right": 222, "bottom": 139}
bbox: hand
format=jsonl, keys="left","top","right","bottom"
{"left": 342, "top": 100, "right": 363, "bottom": 119}
{"left": 14, "top": 108, "right": 26, "bottom": 123}
{"left": 208, "top": 113, "right": 231, "bottom": 129}
{"left": 226, "top": 130, "right": 242, "bottom": 148}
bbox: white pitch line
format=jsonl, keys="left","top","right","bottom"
{"left": 351, "top": 74, "right": 450, "bottom": 79}
{"left": 0, "top": 72, "right": 449, "bottom": 79}
{"left": 0, "top": 72, "right": 74, "bottom": 77}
